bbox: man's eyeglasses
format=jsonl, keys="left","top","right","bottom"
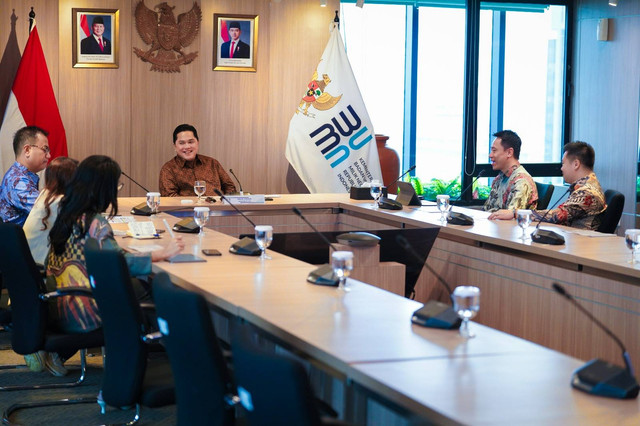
{"left": 29, "top": 144, "right": 51, "bottom": 155}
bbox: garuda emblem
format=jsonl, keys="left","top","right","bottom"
{"left": 133, "top": 1, "right": 202, "bottom": 73}
{"left": 297, "top": 69, "right": 342, "bottom": 117}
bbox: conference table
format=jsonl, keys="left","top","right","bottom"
{"left": 114, "top": 195, "right": 640, "bottom": 424}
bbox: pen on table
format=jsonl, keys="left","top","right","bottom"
{"left": 163, "top": 219, "right": 175, "bottom": 239}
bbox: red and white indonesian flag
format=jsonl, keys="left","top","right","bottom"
{"left": 0, "top": 24, "right": 68, "bottom": 176}
{"left": 79, "top": 14, "right": 90, "bottom": 40}
{"left": 285, "top": 23, "right": 381, "bottom": 193}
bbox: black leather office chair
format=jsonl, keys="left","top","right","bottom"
{"left": 535, "top": 181, "right": 555, "bottom": 210}
{"left": 0, "top": 223, "right": 102, "bottom": 422}
{"left": 153, "top": 273, "right": 237, "bottom": 426}
{"left": 597, "top": 189, "right": 625, "bottom": 234}
{"left": 85, "top": 238, "right": 175, "bottom": 423}
{"left": 231, "top": 324, "right": 350, "bottom": 426}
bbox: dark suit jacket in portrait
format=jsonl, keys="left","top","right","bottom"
{"left": 81, "top": 36, "right": 111, "bottom": 55}
{"left": 221, "top": 39, "right": 250, "bottom": 59}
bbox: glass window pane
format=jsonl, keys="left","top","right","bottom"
{"left": 341, "top": 4, "right": 406, "bottom": 159}
{"left": 477, "top": 4, "right": 567, "bottom": 165}
{"left": 415, "top": 7, "right": 466, "bottom": 183}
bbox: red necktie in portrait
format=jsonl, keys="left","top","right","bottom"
{"left": 99, "top": 38, "right": 104, "bottom": 52}
{"left": 230, "top": 41, "right": 235, "bottom": 58}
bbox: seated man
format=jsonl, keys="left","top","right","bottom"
{"left": 530, "top": 141, "right": 605, "bottom": 230}
{"left": 159, "top": 124, "right": 236, "bottom": 196}
{"left": 484, "top": 130, "right": 538, "bottom": 219}
{"left": 0, "top": 126, "right": 51, "bottom": 225}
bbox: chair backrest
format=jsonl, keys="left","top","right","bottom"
{"left": 534, "top": 181, "right": 555, "bottom": 210}
{"left": 0, "top": 223, "right": 48, "bottom": 354}
{"left": 231, "top": 325, "right": 322, "bottom": 426}
{"left": 85, "top": 238, "right": 148, "bottom": 408}
{"left": 152, "top": 273, "right": 235, "bottom": 426}
{"left": 597, "top": 189, "right": 625, "bottom": 234}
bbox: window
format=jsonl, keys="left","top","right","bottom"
{"left": 341, "top": 1, "right": 570, "bottom": 199}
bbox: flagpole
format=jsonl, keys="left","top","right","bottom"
{"left": 29, "top": 7, "right": 35, "bottom": 32}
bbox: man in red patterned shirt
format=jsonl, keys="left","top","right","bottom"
{"left": 159, "top": 124, "right": 236, "bottom": 196}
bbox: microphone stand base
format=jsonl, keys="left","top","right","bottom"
{"left": 307, "top": 264, "right": 339, "bottom": 286}
{"left": 572, "top": 359, "right": 639, "bottom": 399}
{"left": 229, "top": 237, "right": 261, "bottom": 256}
{"left": 531, "top": 229, "right": 565, "bottom": 245}
{"left": 131, "top": 203, "right": 152, "bottom": 216}
{"left": 411, "top": 300, "right": 461, "bottom": 329}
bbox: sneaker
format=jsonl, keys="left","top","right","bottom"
{"left": 24, "top": 351, "right": 46, "bottom": 372}
{"left": 44, "top": 352, "right": 68, "bottom": 377}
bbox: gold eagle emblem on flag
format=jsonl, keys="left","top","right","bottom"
{"left": 297, "top": 69, "right": 342, "bottom": 117}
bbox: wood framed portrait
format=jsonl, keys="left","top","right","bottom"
{"left": 213, "top": 14, "right": 258, "bottom": 72}
{"left": 72, "top": 8, "right": 119, "bottom": 69}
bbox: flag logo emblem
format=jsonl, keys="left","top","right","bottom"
{"left": 297, "top": 70, "right": 342, "bottom": 118}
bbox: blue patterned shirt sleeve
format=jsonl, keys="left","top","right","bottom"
{"left": 0, "top": 162, "right": 40, "bottom": 226}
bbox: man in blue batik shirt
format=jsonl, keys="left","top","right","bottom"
{"left": 0, "top": 126, "right": 50, "bottom": 226}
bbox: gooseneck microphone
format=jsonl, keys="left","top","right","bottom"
{"left": 396, "top": 234, "right": 461, "bottom": 329}
{"left": 292, "top": 207, "right": 339, "bottom": 286}
{"left": 445, "top": 170, "right": 486, "bottom": 226}
{"left": 386, "top": 165, "right": 416, "bottom": 191}
{"left": 121, "top": 171, "right": 153, "bottom": 216}
{"left": 530, "top": 185, "right": 572, "bottom": 245}
{"left": 228, "top": 169, "right": 244, "bottom": 195}
{"left": 552, "top": 283, "right": 639, "bottom": 399}
{"left": 214, "top": 189, "right": 260, "bottom": 256}
{"left": 121, "top": 171, "right": 150, "bottom": 193}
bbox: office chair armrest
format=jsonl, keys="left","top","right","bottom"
{"left": 39, "top": 287, "right": 94, "bottom": 301}
{"left": 139, "top": 302, "right": 156, "bottom": 311}
{"left": 142, "top": 331, "right": 162, "bottom": 343}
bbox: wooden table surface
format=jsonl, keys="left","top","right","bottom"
{"left": 113, "top": 206, "right": 640, "bottom": 424}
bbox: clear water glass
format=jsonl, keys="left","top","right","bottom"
{"left": 452, "top": 286, "right": 480, "bottom": 338}
{"left": 624, "top": 229, "right": 640, "bottom": 264}
{"left": 436, "top": 194, "right": 450, "bottom": 222}
{"left": 146, "top": 192, "right": 160, "bottom": 215}
{"left": 194, "top": 180, "right": 206, "bottom": 204}
{"left": 255, "top": 225, "right": 273, "bottom": 260}
{"left": 369, "top": 180, "right": 383, "bottom": 209}
{"left": 332, "top": 251, "right": 354, "bottom": 292}
{"left": 193, "top": 207, "right": 210, "bottom": 235}
{"left": 516, "top": 209, "right": 532, "bottom": 240}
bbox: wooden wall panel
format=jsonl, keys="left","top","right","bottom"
{"left": 573, "top": 0, "right": 640, "bottom": 232}
{"left": 58, "top": 0, "right": 132, "bottom": 186}
{"left": 0, "top": 0, "right": 338, "bottom": 197}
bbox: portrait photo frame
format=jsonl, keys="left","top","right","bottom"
{"left": 213, "top": 14, "right": 258, "bottom": 72}
{"left": 72, "top": 8, "right": 119, "bottom": 69}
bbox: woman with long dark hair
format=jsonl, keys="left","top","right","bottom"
{"left": 39, "top": 155, "right": 183, "bottom": 376}
{"left": 24, "top": 157, "right": 79, "bottom": 264}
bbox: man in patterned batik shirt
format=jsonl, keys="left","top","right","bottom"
{"left": 0, "top": 126, "right": 50, "bottom": 226}
{"left": 484, "top": 130, "right": 538, "bottom": 220}
{"left": 529, "top": 142, "right": 605, "bottom": 230}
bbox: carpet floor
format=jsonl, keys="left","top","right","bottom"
{"left": 0, "top": 330, "right": 177, "bottom": 425}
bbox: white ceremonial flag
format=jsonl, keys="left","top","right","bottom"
{"left": 285, "top": 23, "right": 382, "bottom": 193}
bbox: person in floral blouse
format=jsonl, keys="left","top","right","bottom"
{"left": 530, "top": 142, "right": 605, "bottom": 230}
{"left": 484, "top": 130, "right": 538, "bottom": 216}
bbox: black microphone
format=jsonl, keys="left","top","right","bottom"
{"left": 530, "top": 185, "right": 572, "bottom": 245}
{"left": 120, "top": 171, "right": 153, "bottom": 216}
{"left": 445, "top": 170, "right": 486, "bottom": 226}
{"left": 229, "top": 169, "right": 247, "bottom": 195}
{"left": 386, "top": 165, "right": 416, "bottom": 191}
{"left": 396, "top": 234, "right": 461, "bottom": 329}
{"left": 292, "top": 207, "right": 339, "bottom": 287}
{"left": 214, "top": 189, "right": 260, "bottom": 256}
{"left": 552, "top": 283, "right": 639, "bottom": 399}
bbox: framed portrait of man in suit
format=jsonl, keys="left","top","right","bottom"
{"left": 72, "top": 8, "right": 119, "bottom": 69}
{"left": 213, "top": 14, "right": 258, "bottom": 72}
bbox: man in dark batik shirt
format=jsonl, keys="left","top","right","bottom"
{"left": 531, "top": 141, "right": 606, "bottom": 230}
{"left": 0, "top": 126, "right": 51, "bottom": 225}
{"left": 159, "top": 124, "right": 236, "bottom": 197}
